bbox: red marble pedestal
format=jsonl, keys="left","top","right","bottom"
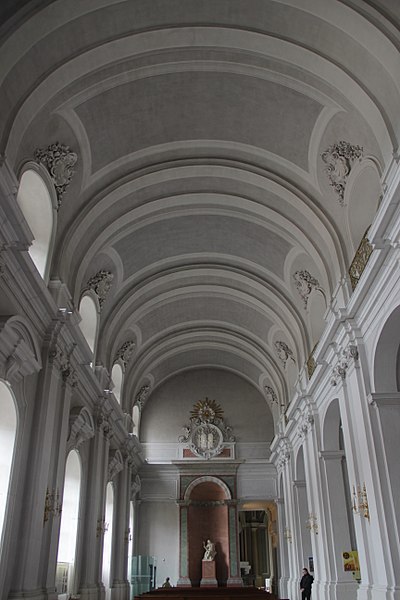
{"left": 200, "top": 559, "right": 218, "bottom": 587}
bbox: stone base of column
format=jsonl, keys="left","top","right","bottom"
{"left": 200, "top": 560, "right": 218, "bottom": 587}
{"left": 8, "top": 588, "right": 57, "bottom": 600}
{"left": 77, "top": 583, "right": 105, "bottom": 599}
{"left": 110, "top": 580, "right": 130, "bottom": 599}
{"left": 176, "top": 577, "right": 192, "bottom": 587}
{"left": 227, "top": 576, "right": 243, "bottom": 587}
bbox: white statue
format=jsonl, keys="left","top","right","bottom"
{"left": 203, "top": 539, "right": 216, "bottom": 561}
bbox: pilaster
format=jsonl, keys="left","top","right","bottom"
{"left": 78, "top": 405, "right": 111, "bottom": 600}
{"left": 6, "top": 327, "right": 71, "bottom": 599}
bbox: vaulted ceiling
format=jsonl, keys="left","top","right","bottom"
{"left": 1, "top": 0, "right": 399, "bottom": 423}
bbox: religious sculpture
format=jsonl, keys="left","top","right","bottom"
{"left": 203, "top": 539, "right": 216, "bottom": 561}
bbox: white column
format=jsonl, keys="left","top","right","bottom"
{"left": 78, "top": 409, "right": 111, "bottom": 600}
{"left": 276, "top": 496, "right": 290, "bottom": 598}
{"left": 5, "top": 339, "right": 68, "bottom": 600}
{"left": 319, "top": 450, "right": 358, "bottom": 599}
{"left": 301, "top": 416, "right": 331, "bottom": 600}
{"left": 338, "top": 350, "right": 400, "bottom": 600}
{"left": 293, "top": 480, "right": 312, "bottom": 569}
{"left": 368, "top": 393, "right": 400, "bottom": 598}
{"left": 281, "top": 455, "right": 299, "bottom": 600}
{"left": 111, "top": 455, "right": 132, "bottom": 600}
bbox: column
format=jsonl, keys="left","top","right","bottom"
{"left": 293, "top": 480, "right": 312, "bottom": 570}
{"left": 176, "top": 501, "right": 191, "bottom": 587}
{"left": 276, "top": 497, "right": 290, "bottom": 598}
{"left": 44, "top": 363, "right": 76, "bottom": 595}
{"left": 298, "top": 409, "right": 332, "bottom": 600}
{"left": 368, "top": 393, "right": 400, "bottom": 598}
{"left": 6, "top": 336, "right": 69, "bottom": 600}
{"left": 78, "top": 408, "right": 111, "bottom": 600}
{"left": 227, "top": 500, "right": 243, "bottom": 586}
{"left": 111, "top": 454, "right": 132, "bottom": 600}
{"left": 339, "top": 356, "right": 397, "bottom": 600}
{"left": 282, "top": 456, "right": 299, "bottom": 600}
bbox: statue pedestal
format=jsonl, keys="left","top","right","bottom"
{"left": 200, "top": 560, "right": 218, "bottom": 587}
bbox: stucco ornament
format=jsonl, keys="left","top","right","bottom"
{"left": 115, "top": 340, "right": 135, "bottom": 369}
{"left": 321, "top": 140, "right": 363, "bottom": 204}
{"left": 135, "top": 384, "right": 150, "bottom": 409}
{"left": 85, "top": 270, "right": 113, "bottom": 309}
{"left": 34, "top": 142, "right": 78, "bottom": 209}
{"left": 264, "top": 385, "right": 278, "bottom": 404}
{"left": 277, "top": 437, "right": 291, "bottom": 469}
{"left": 293, "top": 270, "right": 321, "bottom": 308}
{"left": 179, "top": 397, "right": 235, "bottom": 460}
{"left": 330, "top": 344, "right": 359, "bottom": 386}
{"left": 274, "top": 341, "right": 295, "bottom": 367}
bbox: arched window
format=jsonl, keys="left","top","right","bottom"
{"left": 0, "top": 381, "right": 17, "bottom": 552}
{"left": 132, "top": 405, "right": 140, "bottom": 437}
{"left": 56, "top": 450, "right": 81, "bottom": 598}
{"left": 16, "top": 167, "right": 55, "bottom": 280}
{"left": 102, "top": 482, "right": 114, "bottom": 600}
{"left": 78, "top": 293, "right": 99, "bottom": 354}
{"left": 111, "top": 363, "right": 123, "bottom": 404}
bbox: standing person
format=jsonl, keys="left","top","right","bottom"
{"left": 300, "top": 567, "right": 313, "bottom": 600}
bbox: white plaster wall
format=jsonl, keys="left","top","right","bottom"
{"left": 136, "top": 501, "right": 180, "bottom": 588}
{"left": 140, "top": 369, "right": 274, "bottom": 445}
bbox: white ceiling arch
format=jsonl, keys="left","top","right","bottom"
{"left": 1, "top": 0, "right": 399, "bottom": 432}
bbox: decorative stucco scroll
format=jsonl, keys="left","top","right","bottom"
{"left": 85, "top": 270, "right": 113, "bottom": 309}
{"left": 108, "top": 449, "right": 124, "bottom": 481}
{"left": 274, "top": 341, "right": 295, "bottom": 367}
{"left": 34, "top": 142, "right": 78, "bottom": 209}
{"left": 264, "top": 385, "right": 278, "bottom": 404}
{"left": 131, "top": 474, "right": 141, "bottom": 498}
{"left": 297, "top": 410, "right": 314, "bottom": 440}
{"left": 277, "top": 438, "right": 291, "bottom": 469}
{"left": 330, "top": 344, "right": 359, "bottom": 386}
{"left": 293, "top": 270, "right": 322, "bottom": 308}
{"left": 49, "top": 346, "right": 78, "bottom": 387}
{"left": 135, "top": 384, "right": 150, "bottom": 409}
{"left": 68, "top": 406, "right": 95, "bottom": 449}
{"left": 115, "top": 340, "right": 135, "bottom": 370}
{"left": 321, "top": 140, "right": 363, "bottom": 205}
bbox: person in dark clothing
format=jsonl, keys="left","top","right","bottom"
{"left": 300, "top": 567, "right": 314, "bottom": 600}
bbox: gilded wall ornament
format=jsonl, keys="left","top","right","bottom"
{"left": 115, "top": 340, "right": 135, "bottom": 369}
{"left": 349, "top": 234, "right": 373, "bottom": 290}
{"left": 274, "top": 341, "right": 295, "bottom": 367}
{"left": 86, "top": 270, "right": 113, "bottom": 309}
{"left": 293, "top": 270, "right": 321, "bottom": 308}
{"left": 321, "top": 140, "right": 363, "bottom": 204}
{"left": 34, "top": 142, "right": 78, "bottom": 209}
{"left": 190, "top": 397, "right": 224, "bottom": 421}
